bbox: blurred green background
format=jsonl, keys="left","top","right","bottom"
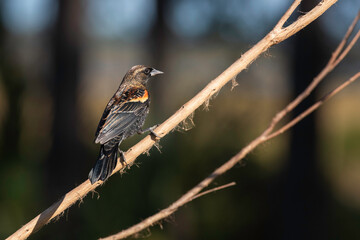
{"left": 1, "top": 0, "right": 360, "bottom": 239}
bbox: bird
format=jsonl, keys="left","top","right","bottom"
{"left": 88, "top": 65, "right": 163, "bottom": 184}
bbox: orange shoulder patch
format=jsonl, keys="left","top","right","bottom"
{"left": 129, "top": 89, "right": 148, "bottom": 103}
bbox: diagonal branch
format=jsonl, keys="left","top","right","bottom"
{"left": 101, "top": 13, "right": 360, "bottom": 239}
{"left": 6, "top": 1, "right": 339, "bottom": 239}
{"left": 330, "top": 11, "right": 360, "bottom": 64}
{"left": 266, "top": 72, "right": 360, "bottom": 140}
{"left": 265, "top": 11, "right": 360, "bottom": 137}
{"left": 273, "top": 0, "right": 301, "bottom": 30}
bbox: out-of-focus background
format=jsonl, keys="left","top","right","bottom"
{"left": 0, "top": 0, "right": 359, "bottom": 239}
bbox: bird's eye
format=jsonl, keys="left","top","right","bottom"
{"left": 144, "top": 68, "right": 151, "bottom": 75}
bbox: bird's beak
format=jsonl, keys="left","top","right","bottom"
{"left": 150, "top": 68, "right": 164, "bottom": 76}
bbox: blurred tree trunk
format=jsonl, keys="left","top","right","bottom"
{"left": 0, "top": 8, "right": 24, "bottom": 163}
{"left": 42, "top": 1, "right": 85, "bottom": 238}
{"left": 147, "top": 0, "right": 168, "bottom": 115}
{"left": 280, "top": 0, "right": 330, "bottom": 239}
{"left": 45, "top": 0, "right": 84, "bottom": 206}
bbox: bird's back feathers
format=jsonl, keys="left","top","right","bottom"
{"left": 95, "top": 86, "right": 150, "bottom": 145}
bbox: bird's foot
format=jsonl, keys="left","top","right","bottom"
{"left": 138, "top": 124, "right": 161, "bottom": 140}
{"left": 118, "top": 150, "right": 130, "bottom": 170}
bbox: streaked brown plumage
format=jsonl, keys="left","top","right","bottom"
{"left": 89, "top": 65, "right": 163, "bottom": 184}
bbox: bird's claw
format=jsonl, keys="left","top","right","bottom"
{"left": 138, "top": 124, "right": 161, "bottom": 141}
{"left": 150, "top": 129, "right": 161, "bottom": 141}
{"left": 118, "top": 150, "right": 130, "bottom": 170}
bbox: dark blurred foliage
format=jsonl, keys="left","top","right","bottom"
{"left": 0, "top": 0, "right": 360, "bottom": 239}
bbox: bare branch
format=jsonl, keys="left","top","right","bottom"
{"left": 6, "top": 1, "right": 339, "bottom": 239}
{"left": 333, "top": 22, "right": 360, "bottom": 66}
{"left": 329, "top": 11, "right": 360, "bottom": 64}
{"left": 274, "top": 0, "right": 301, "bottom": 30}
{"left": 275, "top": 0, "right": 337, "bottom": 43}
{"left": 265, "top": 11, "right": 360, "bottom": 136}
{"left": 266, "top": 72, "right": 360, "bottom": 140}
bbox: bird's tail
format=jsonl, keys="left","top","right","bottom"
{"left": 89, "top": 141, "right": 119, "bottom": 184}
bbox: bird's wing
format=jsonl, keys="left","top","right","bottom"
{"left": 95, "top": 88, "right": 149, "bottom": 145}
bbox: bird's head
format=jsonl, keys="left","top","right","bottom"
{"left": 123, "top": 65, "right": 163, "bottom": 85}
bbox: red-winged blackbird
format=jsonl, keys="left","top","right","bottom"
{"left": 88, "top": 65, "right": 163, "bottom": 184}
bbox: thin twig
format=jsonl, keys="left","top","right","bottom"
{"left": 329, "top": 11, "right": 360, "bottom": 64}
{"left": 6, "top": 1, "right": 339, "bottom": 239}
{"left": 266, "top": 72, "right": 360, "bottom": 140}
{"left": 333, "top": 24, "right": 360, "bottom": 66}
{"left": 191, "top": 182, "right": 236, "bottom": 201}
{"left": 274, "top": 0, "right": 301, "bottom": 30}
